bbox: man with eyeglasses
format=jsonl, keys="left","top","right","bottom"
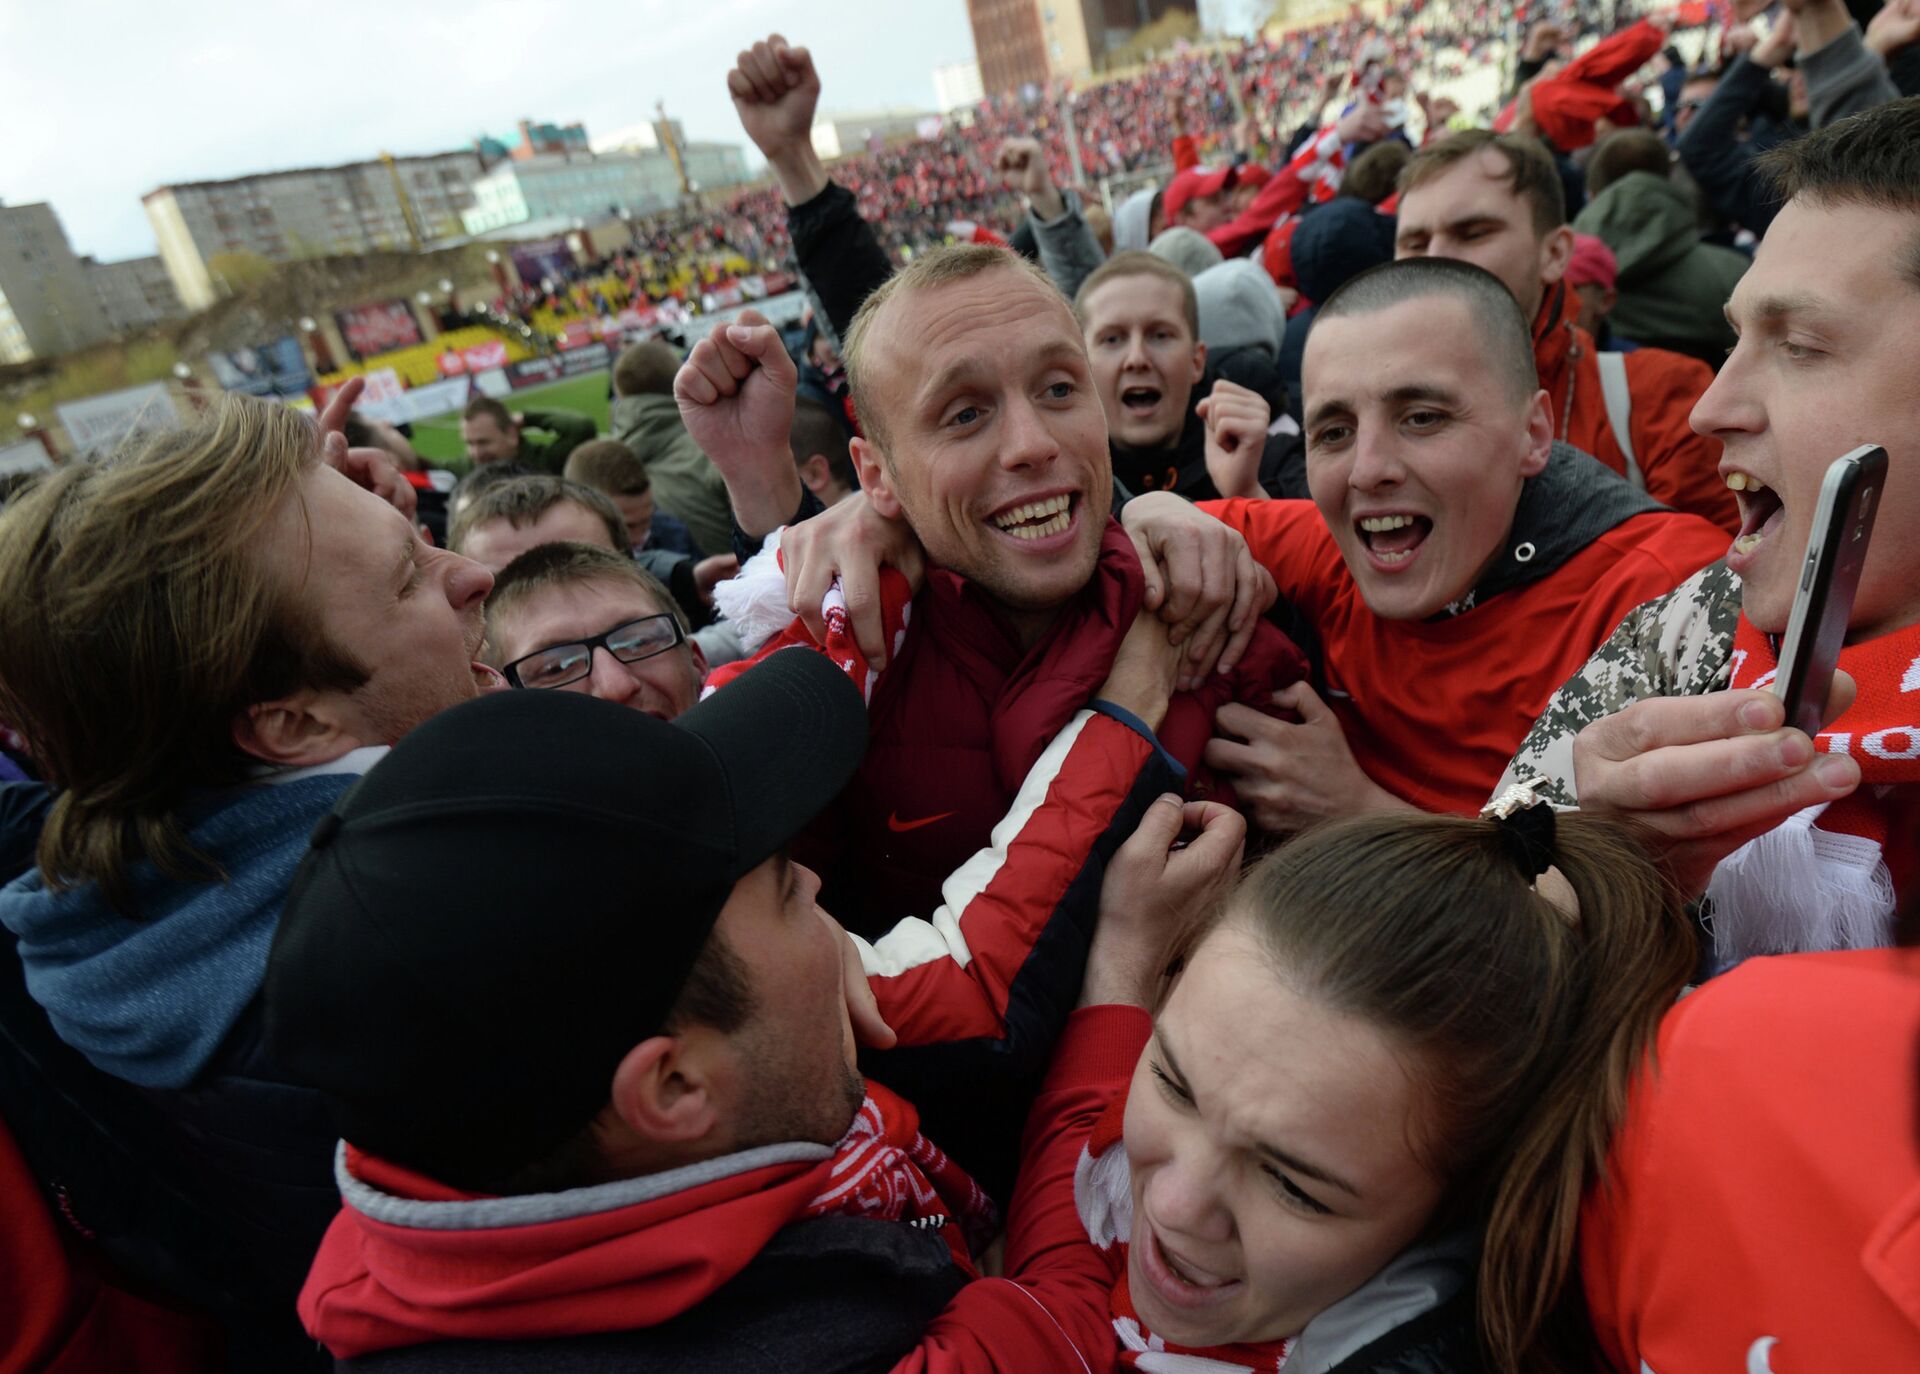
{"left": 484, "top": 542, "right": 707, "bottom": 720}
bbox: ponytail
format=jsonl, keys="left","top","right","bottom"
{"left": 1474, "top": 813, "right": 1695, "bottom": 1372}
{"left": 1218, "top": 810, "right": 1694, "bottom": 1374}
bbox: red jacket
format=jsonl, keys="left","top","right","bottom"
{"left": 1581, "top": 949, "right": 1920, "bottom": 1371}
{"left": 1203, "top": 483, "right": 1727, "bottom": 814}
{"left": 298, "top": 1012, "right": 1143, "bottom": 1371}
{"left": 1534, "top": 283, "right": 1738, "bottom": 534}
{"left": 718, "top": 520, "right": 1307, "bottom": 940}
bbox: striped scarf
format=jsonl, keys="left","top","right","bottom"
{"left": 803, "top": 1080, "right": 998, "bottom": 1268}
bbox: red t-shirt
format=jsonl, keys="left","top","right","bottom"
{"left": 1581, "top": 949, "right": 1920, "bottom": 1371}
{"left": 1202, "top": 499, "right": 1728, "bottom": 814}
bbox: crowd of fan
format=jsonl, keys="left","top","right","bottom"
{"left": 4, "top": 2, "right": 1920, "bottom": 1372}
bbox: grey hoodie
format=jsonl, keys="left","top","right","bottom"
{"left": 1113, "top": 188, "right": 1159, "bottom": 253}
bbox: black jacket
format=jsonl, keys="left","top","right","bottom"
{"left": 0, "top": 936, "right": 334, "bottom": 1371}
{"left": 1111, "top": 388, "right": 1308, "bottom": 503}
{"left": 1675, "top": 54, "right": 1800, "bottom": 237}
{"left": 791, "top": 181, "right": 894, "bottom": 342}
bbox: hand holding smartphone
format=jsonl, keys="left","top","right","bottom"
{"left": 1771, "top": 444, "right": 1888, "bottom": 736}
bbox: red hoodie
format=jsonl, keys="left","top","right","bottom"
{"left": 300, "top": 1011, "right": 1145, "bottom": 1370}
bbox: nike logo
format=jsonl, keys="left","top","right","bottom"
{"left": 1747, "top": 1337, "right": 1779, "bottom": 1374}
{"left": 887, "top": 810, "right": 955, "bottom": 833}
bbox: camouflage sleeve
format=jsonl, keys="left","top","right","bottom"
{"left": 1498, "top": 561, "right": 1744, "bottom": 806}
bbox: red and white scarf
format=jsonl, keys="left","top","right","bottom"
{"left": 1709, "top": 613, "right": 1920, "bottom": 961}
{"left": 1074, "top": 1089, "right": 1296, "bottom": 1374}
{"left": 806, "top": 1081, "right": 998, "bottom": 1269}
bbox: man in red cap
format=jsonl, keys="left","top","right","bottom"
{"left": 1162, "top": 167, "right": 1237, "bottom": 235}
{"left": 1564, "top": 232, "right": 1625, "bottom": 345}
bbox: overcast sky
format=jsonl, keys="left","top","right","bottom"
{"left": 0, "top": 0, "right": 978, "bottom": 263}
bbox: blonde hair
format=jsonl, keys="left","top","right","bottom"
{"left": 842, "top": 243, "right": 1064, "bottom": 450}
{"left": 0, "top": 396, "right": 368, "bottom": 906}
{"left": 1180, "top": 810, "right": 1695, "bottom": 1373}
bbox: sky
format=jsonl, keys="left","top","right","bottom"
{"left": 0, "top": 0, "right": 979, "bottom": 263}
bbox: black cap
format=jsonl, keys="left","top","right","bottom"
{"left": 261, "top": 647, "right": 867, "bottom": 1186}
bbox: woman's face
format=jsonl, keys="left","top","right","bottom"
{"left": 1122, "top": 920, "right": 1448, "bottom": 1348}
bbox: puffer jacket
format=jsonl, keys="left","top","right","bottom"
{"left": 1573, "top": 170, "right": 1750, "bottom": 363}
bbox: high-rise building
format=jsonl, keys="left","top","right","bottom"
{"left": 966, "top": 0, "right": 1187, "bottom": 94}
{"left": 459, "top": 144, "right": 750, "bottom": 236}
{"left": 1197, "top": 0, "right": 1272, "bottom": 35}
{"left": 143, "top": 151, "right": 486, "bottom": 311}
{"left": 0, "top": 201, "right": 110, "bottom": 363}
{"left": 933, "top": 59, "right": 988, "bottom": 112}
{"left": 85, "top": 255, "right": 185, "bottom": 335}
{"left": 967, "top": 0, "right": 1050, "bottom": 94}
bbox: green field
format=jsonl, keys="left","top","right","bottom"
{"left": 407, "top": 372, "right": 614, "bottom": 466}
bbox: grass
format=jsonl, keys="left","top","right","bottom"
{"left": 408, "top": 371, "right": 614, "bottom": 466}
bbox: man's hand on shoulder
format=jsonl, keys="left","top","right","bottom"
{"left": 779, "top": 491, "right": 926, "bottom": 668}
{"left": 1571, "top": 681, "right": 1861, "bottom": 896}
{"left": 674, "top": 308, "right": 803, "bottom": 539}
{"left": 1097, "top": 610, "right": 1186, "bottom": 733}
{"left": 1121, "top": 491, "right": 1279, "bottom": 691}
{"left": 1205, "top": 683, "right": 1411, "bottom": 834}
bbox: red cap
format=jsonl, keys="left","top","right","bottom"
{"left": 1235, "top": 164, "right": 1272, "bottom": 191}
{"left": 1164, "top": 166, "right": 1234, "bottom": 223}
{"left": 1565, "top": 233, "right": 1618, "bottom": 292}
{"left": 1261, "top": 215, "right": 1302, "bottom": 290}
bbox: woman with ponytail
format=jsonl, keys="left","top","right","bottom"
{"left": 1048, "top": 785, "right": 1696, "bottom": 1372}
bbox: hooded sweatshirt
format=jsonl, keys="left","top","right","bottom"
{"left": 1113, "top": 189, "right": 1158, "bottom": 253}
{"left": 1202, "top": 445, "right": 1729, "bottom": 813}
{"left": 610, "top": 392, "right": 735, "bottom": 558}
{"left": 1573, "top": 170, "right": 1749, "bottom": 362}
{"left": 300, "top": 1040, "right": 1131, "bottom": 1373}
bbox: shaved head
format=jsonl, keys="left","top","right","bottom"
{"left": 1314, "top": 258, "right": 1538, "bottom": 405}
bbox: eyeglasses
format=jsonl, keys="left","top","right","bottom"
{"left": 502, "top": 614, "right": 686, "bottom": 690}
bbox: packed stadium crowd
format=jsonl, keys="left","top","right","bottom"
{"left": 5, "top": 0, "right": 1920, "bottom": 1369}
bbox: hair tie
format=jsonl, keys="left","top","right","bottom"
{"left": 1481, "top": 781, "right": 1557, "bottom": 881}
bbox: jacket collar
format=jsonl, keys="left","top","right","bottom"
{"left": 1434, "top": 441, "right": 1668, "bottom": 619}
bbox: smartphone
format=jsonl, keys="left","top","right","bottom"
{"left": 1772, "top": 444, "right": 1888, "bottom": 735}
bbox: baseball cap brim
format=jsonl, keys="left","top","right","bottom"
{"left": 677, "top": 645, "right": 871, "bottom": 883}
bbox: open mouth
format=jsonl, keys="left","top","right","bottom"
{"left": 1356, "top": 512, "right": 1432, "bottom": 566}
{"left": 1726, "top": 471, "right": 1784, "bottom": 560}
{"left": 1120, "top": 385, "right": 1163, "bottom": 418}
{"left": 989, "top": 492, "right": 1076, "bottom": 542}
{"left": 1136, "top": 1221, "right": 1243, "bottom": 1311}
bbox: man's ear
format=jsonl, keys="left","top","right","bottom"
{"left": 608, "top": 1033, "right": 721, "bottom": 1148}
{"left": 797, "top": 453, "right": 830, "bottom": 497}
{"left": 1189, "top": 338, "right": 1208, "bottom": 389}
{"left": 850, "top": 437, "right": 904, "bottom": 519}
{"left": 687, "top": 635, "right": 710, "bottom": 682}
{"left": 232, "top": 692, "right": 362, "bottom": 769}
{"left": 1520, "top": 388, "right": 1555, "bottom": 477}
{"left": 1538, "top": 225, "right": 1576, "bottom": 288}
